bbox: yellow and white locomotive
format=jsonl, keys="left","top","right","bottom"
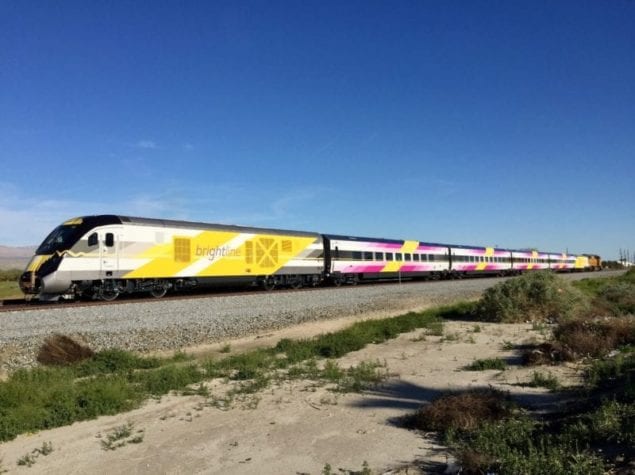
{"left": 20, "top": 215, "right": 324, "bottom": 301}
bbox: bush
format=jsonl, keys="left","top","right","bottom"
{"left": 37, "top": 335, "right": 95, "bottom": 366}
{"left": 410, "top": 388, "right": 515, "bottom": 433}
{"left": 477, "top": 272, "right": 589, "bottom": 323}
{"left": 456, "top": 417, "right": 605, "bottom": 475}
{"left": 554, "top": 317, "right": 635, "bottom": 359}
{"left": 594, "top": 282, "right": 635, "bottom": 316}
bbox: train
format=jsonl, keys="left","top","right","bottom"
{"left": 18, "top": 215, "right": 602, "bottom": 301}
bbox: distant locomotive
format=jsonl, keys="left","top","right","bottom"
{"left": 19, "top": 215, "right": 600, "bottom": 301}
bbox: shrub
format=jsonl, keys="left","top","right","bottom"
{"left": 37, "top": 335, "right": 94, "bottom": 366}
{"left": 477, "top": 271, "right": 589, "bottom": 323}
{"left": 564, "top": 400, "right": 635, "bottom": 446}
{"left": 410, "top": 388, "right": 515, "bottom": 433}
{"left": 554, "top": 317, "right": 635, "bottom": 359}
{"left": 593, "top": 282, "right": 635, "bottom": 316}
{"left": 456, "top": 417, "right": 605, "bottom": 475}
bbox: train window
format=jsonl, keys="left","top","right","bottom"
{"left": 386, "top": 253, "right": 394, "bottom": 261}
{"left": 363, "top": 252, "right": 373, "bottom": 260}
{"left": 413, "top": 254, "right": 419, "bottom": 262}
{"left": 352, "top": 251, "right": 362, "bottom": 260}
{"left": 395, "top": 253, "right": 402, "bottom": 261}
{"left": 88, "top": 233, "right": 98, "bottom": 247}
{"left": 405, "top": 253, "right": 411, "bottom": 261}
{"left": 374, "top": 252, "right": 383, "bottom": 260}
{"left": 105, "top": 233, "right": 114, "bottom": 247}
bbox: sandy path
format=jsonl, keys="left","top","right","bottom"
{"left": 0, "top": 306, "right": 580, "bottom": 474}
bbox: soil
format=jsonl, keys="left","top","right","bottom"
{"left": 0, "top": 305, "right": 581, "bottom": 474}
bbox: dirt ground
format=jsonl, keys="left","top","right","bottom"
{"left": 0, "top": 305, "right": 581, "bottom": 474}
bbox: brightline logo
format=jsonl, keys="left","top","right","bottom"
{"left": 196, "top": 245, "right": 241, "bottom": 261}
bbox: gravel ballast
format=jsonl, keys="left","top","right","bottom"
{"left": 0, "top": 272, "right": 620, "bottom": 373}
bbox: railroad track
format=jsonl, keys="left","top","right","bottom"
{"left": 0, "top": 270, "right": 617, "bottom": 314}
{"left": 0, "top": 281, "right": 384, "bottom": 313}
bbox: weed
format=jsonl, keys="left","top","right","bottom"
{"left": 522, "top": 371, "right": 561, "bottom": 391}
{"left": 331, "top": 360, "right": 388, "bottom": 393}
{"left": 17, "top": 453, "right": 36, "bottom": 467}
{"left": 321, "top": 461, "right": 371, "bottom": 475}
{"left": 101, "top": 422, "right": 144, "bottom": 450}
{"left": 181, "top": 382, "right": 210, "bottom": 397}
{"left": 464, "top": 358, "right": 507, "bottom": 371}
{"left": 16, "top": 442, "right": 53, "bottom": 467}
{"left": 410, "top": 332, "right": 427, "bottom": 342}
{"left": 219, "top": 344, "right": 232, "bottom": 353}
{"left": 501, "top": 340, "right": 515, "bottom": 350}
{"left": 472, "top": 324, "right": 482, "bottom": 333}
{"left": 37, "top": 441, "right": 53, "bottom": 456}
{"left": 440, "top": 332, "right": 459, "bottom": 342}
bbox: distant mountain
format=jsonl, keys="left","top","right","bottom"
{"left": 0, "top": 245, "right": 36, "bottom": 269}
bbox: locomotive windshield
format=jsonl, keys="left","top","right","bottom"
{"left": 36, "top": 224, "right": 83, "bottom": 254}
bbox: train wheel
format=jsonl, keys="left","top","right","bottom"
{"left": 261, "top": 277, "right": 276, "bottom": 291}
{"left": 289, "top": 276, "right": 303, "bottom": 289}
{"left": 149, "top": 284, "right": 168, "bottom": 298}
{"left": 99, "top": 288, "right": 119, "bottom": 301}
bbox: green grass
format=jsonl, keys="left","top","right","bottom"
{"left": 454, "top": 416, "right": 605, "bottom": 475}
{"left": 0, "top": 281, "right": 22, "bottom": 299}
{"left": 573, "top": 268, "right": 635, "bottom": 316}
{"left": 0, "top": 304, "right": 456, "bottom": 442}
{"left": 464, "top": 358, "right": 507, "bottom": 371}
{"left": 522, "top": 370, "right": 561, "bottom": 391}
{"left": 0, "top": 269, "right": 22, "bottom": 299}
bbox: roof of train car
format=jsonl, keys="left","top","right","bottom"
{"left": 74, "top": 215, "right": 321, "bottom": 238}
{"left": 72, "top": 217, "right": 584, "bottom": 257}
{"left": 322, "top": 234, "right": 579, "bottom": 256}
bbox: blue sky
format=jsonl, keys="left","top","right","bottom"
{"left": 1, "top": 1, "right": 633, "bottom": 259}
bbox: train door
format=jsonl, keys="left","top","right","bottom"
{"left": 100, "top": 227, "right": 122, "bottom": 278}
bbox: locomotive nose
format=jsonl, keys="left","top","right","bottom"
{"left": 19, "top": 271, "right": 41, "bottom": 294}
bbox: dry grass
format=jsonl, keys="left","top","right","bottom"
{"left": 523, "top": 317, "right": 635, "bottom": 365}
{"left": 409, "top": 388, "right": 514, "bottom": 433}
{"left": 522, "top": 341, "right": 572, "bottom": 366}
{"left": 36, "top": 334, "right": 95, "bottom": 366}
{"left": 554, "top": 317, "right": 634, "bottom": 359}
